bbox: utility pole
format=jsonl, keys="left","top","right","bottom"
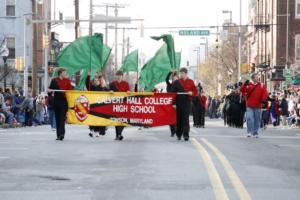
{"left": 74, "top": 0, "right": 80, "bottom": 39}
{"left": 89, "top": 0, "right": 93, "bottom": 36}
{"left": 114, "top": 4, "right": 118, "bottom": 69}
{"left": 127, "top": 37, "right": 130, "bottom": 55}
{"left": 105, "top": 5, "right": 108, "bottom": 44}
{"left": 44, "top": 0, "right": 49, "bottom": 95}
{"left": 286, "top": 0, "right": 290, "bottom": 68}
{"left": 238, "top": 0, "right": 242, "bottom": 81}
{"left": 122, "top": 27, "right": 125, "bottom": 62}
{"left": 32, "top": 0, "right": 38, "bottom": 97}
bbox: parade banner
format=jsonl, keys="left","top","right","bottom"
{"left": 65, "top": 91, "right": 176, "bottom": 127}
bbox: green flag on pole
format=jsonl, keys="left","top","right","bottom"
{"left": 139, "top": 44, "right": 181, "bottom": 91}
{"left": 76, "top": 44, "right": 112, "bottom": 90}
{"left": 151, "top": 34, "right": 176, "bottom": 70}
{"left": 175, "top": 52, "right": 181, "bottom": 70}
{"left": 139, "top": 44, "right": 169, "bottom": 91}
{"left": 57, "top": 33, "right": 103, "bottom": 80}
{"left": 120, "top": 50, "right": 138, "bottom": 72}
{"left": 101, "top": 44, "right": 112, "bottom": 71}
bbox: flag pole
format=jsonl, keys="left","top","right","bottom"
{"left": 136, "top": 50, "right": 139, "bottom": 92}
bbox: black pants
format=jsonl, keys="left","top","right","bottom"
{"left": 176, "top": 102, "right": 191, "bottom": 139}
{"left": 90, "top": 126, "right": 106, "bottom": 135}
{"left": 54, "top": 103, "right": 68, "bottom": 139}
{"left": 192, "top": 105, "right": 200, "bottom": 126}
{"left": 169, "top": 125, "right": 176, "bottom": 136}
{"left": 25, "top": 109, "right": 33, "bottom": 126}
{"left": 199, "top": 106, "right": 205, "bottom": 127}
{"left": 115, "top": 126, "right": 125, "bottom": 137}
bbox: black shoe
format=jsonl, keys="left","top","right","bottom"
{"left": 118, "top": 135, "right": 124, "bottom": 141}
{"left": 59, "top": 136, "right": 64, "bottom": 141}
{"left": 184, "top": 137, "right": 189, "bottom": 141}
{"left": 89, "top": 133, "right": 93, "bottom": 137}
{"left": 99, "top": 131, "right": 106, "bottom": 136}
{"left": 177, "top": 137, "right": 181, "bottom": 140}
{"left": 171, "top": 133, "right": 175, "bottom": 137}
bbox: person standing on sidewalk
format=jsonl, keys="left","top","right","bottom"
{"left": 240, "top": 73, "right": 268, "bottom": 138}
{"left": 171, "top": 67, "right": 198, "bottom": 141}
{"left": 49, "top": 68, "right": 73, "bottom": 141}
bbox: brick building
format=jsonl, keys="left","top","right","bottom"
{"left": 246, "top": 0, "right": 300, "bottom": 91}
{"left": 0, "top": 0, "right": 50, "bottom": 96}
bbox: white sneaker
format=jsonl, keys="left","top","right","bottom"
{"left": 95, "top": 133, "right": 100, "bottom": 137}
{"left": 247, "top": 134, "right": 252, "bottom": 138}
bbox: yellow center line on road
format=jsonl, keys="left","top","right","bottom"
{"left": 191, "top": 138, "right": 230, "bottom": 200}
{"left": 201, "top": 138, "right": 252, "bottom": 200}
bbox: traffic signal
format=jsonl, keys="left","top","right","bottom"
{"left": 215, "top": 38, "right": 219, "bottom": 49}
{"left": 15, "top": 57, "right": 24, "bottom": 71}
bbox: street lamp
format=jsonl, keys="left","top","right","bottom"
{"left": 23, "top": 13, "right": 36, "bottom": 97}
{"left": 194, "top": 47, "right": 200, "bottom": 81}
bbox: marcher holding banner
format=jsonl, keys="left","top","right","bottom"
{"left": 166, "top": 71, "right": 178, "bottom": 137}
{"left": 109, "top": 70, "right": 130, "bottom": 141}
{"left": 86, "top": 72, "right": 108, "bottom": 137}
{"left": 49, "top": 68, "right": 73, "bottom": 141}
{"left": 171, "top": 68, "right": 198, "bottom": 141}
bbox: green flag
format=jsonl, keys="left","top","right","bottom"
{"left": 151, "top": 34, "right": 176, "bottom": 69}
{"left": 57, "top": 33, "right": 103, "bottom": 80}
{"left": 76, "top": 44, "right": 112, "bottom": 90}
{"left": 139, "top": 44, "right": 182, "bottom": 92}
{"left": 175, "top": 52, "right": 181, "bottom": 70}
{"left": 120, "top": 50, "right": 138, "bottom": 72}
{"left": 101, "top": 44, "right": 112, "bottom": 70}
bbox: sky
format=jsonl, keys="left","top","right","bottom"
{"left": 52, "top": 0, "right": 249, "bottom": 67}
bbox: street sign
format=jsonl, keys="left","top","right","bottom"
{"left": 179, "top": 30, "right": 210, "bottom": 36}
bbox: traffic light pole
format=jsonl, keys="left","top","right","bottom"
{"left": 23, "top": 15, "right": 28, "bottom": 97}
{"left": 238, "top": 0, "right": 242, "bottom": 81}
{"left": 44, "top": 0, "right": 49, "bottom": 95}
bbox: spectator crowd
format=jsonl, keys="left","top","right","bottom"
{"left": 0, "top": 88, "right": 56, "bottom": 130}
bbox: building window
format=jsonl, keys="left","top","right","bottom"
{"left": 6, "top": 36, "right": 15, "bottom": 59}
{"left": 6, "top": 0, "right": 15, "bottom": 17}
{"left": 296, "top": 0, "right": 300, "bottom": 18}
{"left": 296, "top": 35, "right": 300, "bottom": 65}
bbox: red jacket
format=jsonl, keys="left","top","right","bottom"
{"left": 240, "top": 82, "right": 268, "bottom": 108}
{"left": 179, "top": 79, "right": 198, "bottom": 95}
{"left": 199, "top": 95, "right": 207, "bottom": 108}
{"left": 110, "top": 80, "right": 130, "bottom": 92}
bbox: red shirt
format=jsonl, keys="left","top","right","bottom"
{"left": 199, "top": 95, "right": 207, "bottom": 108}
{"left": 179, "top": 78, "right": 198, "bottom": 96}
{"left": 54, "top": 77, "right": 72, "bottom": 90}
{"left": 240, "top": 82, "right": 268, "bottom": 108}
{"left": 112, "top": 80, "right": 130, "bottom": 92}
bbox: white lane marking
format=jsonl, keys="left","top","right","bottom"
{"left": 191, "top": 130, "right": 300, "bottom": 140}
{"left": 201, "top": 138, "right": 252, "bottom": 200}
{"left": 191, "top": 138, "right": 230, "bottom": 200}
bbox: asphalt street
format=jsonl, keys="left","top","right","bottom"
{"left": 0, "top": 119, "right": 300, "bottom": 200}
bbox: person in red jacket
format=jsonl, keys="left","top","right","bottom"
{"left": 240, "top": 73, "right": 268, "bottom": 138}
{"left": 199, "top": 89, "right": 207, "bottom": 128}
{"left": 49, "top": 68, "right": 73, "bottom": 141}
{"left": 171, "top": 67, "right": 198, "bottom": 141}
{"left": 109, "top": 70, "right": 130, "bottom": 141}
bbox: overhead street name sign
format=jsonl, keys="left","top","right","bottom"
{"left": 179, "top": 30, "right": 210, "bottom": 36}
